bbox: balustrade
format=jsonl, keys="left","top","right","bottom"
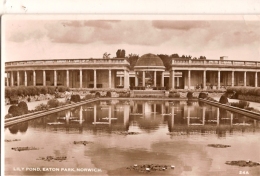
{"left": 172, "top": 59, "right": 259, "bottom": 67}
{"left": 6, "top": 58, "right": 129, "bottom": 66}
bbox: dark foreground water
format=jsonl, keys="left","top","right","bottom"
{"left": 5, "top": 100, "right": 260, "bottom": 176}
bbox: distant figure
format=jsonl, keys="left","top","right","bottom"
{"left": 200, "top": 83, "right": 203, "bottom": 89}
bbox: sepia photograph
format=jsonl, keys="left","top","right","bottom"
{"left": 2, "top": 15, "right": 260, "bottom": 175}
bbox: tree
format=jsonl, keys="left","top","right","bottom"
{"left": 116, "top": 49, "right": 121, "bottom": 58}
{"left": 121, "top": 49, "right": 126, "bottom": 58}
{"left": 157, "top": 54, "right": 172, "bottom": 70}
{"left": 171, "top": 53, "right": 179, "bottom": 58}
{"left": 127, "top": 53, "right": 139, "bottom": 70}
{"left": 103, "top": 52, "right": 111, "bottom": 59}
{"left": 199, "top": 56, "right": 206, "bottom": 60}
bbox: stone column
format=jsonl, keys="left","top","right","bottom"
{"left": 11, "top": 71, "right": 14, "bottom": 86}
{"left": 33, "top": 70, "right": 36, "bottom": 86}
{"left": 255, "top": 72, "right": 258, "bottom": 87}
{"left": 244, "top": 71, "right": 247, "bottom": 87}
{"left": 43, "top": 70, "right": 46, "bottom": 86}
{"left": 109, "top": 69, "right": 111, "bottom": 88}
{"left": 17, "top": 71, "right": 20, "bottom": 86}
{"left": 66, "top": 70, "right": 69, "bottom": 87}
{"left": 161, "top": 71, "right": 164, "bottom": 87}
{"left": 188, "top": 70, "right": 191, "bottom": 89}
{"left": 124, "top": 70, "right": 129, "bottom": 89}
{"left": 135, "top": 73, "right": 138, "bottom": 86}
{"left": 24, "top": 71, "right": 27, "bottom": 86}
{"left": 171, "top": 70, "right": 175, "bottom": 89}
{"left": 217, "top": 70, "right": 220, "bottom": 89}
{"left": 94, "top": 69, "right": 97, "bottom": 88}
{"left": 120, "top": 76, "right": 122, "bottom": 86}
{"left": 142, "top": 71, "right": 145, "bottom": 87}
{"left": 231, "top": 71, "right": 234, "bottom": 87}
{"left": 79, "top": 69, "right": 82, "bottom": 88}
{"left": 154, "top": 71, "right": 157, "bottom": 87}
{"left": 54, "top": 70, "right": 57, "bottom": 86}
{"left": 6, "top": 72, "right": 9, "bottom": 86}
{"left": 203, "top": 70, "right": 206, "bottom": 90}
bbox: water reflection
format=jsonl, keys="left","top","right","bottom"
{"left": 8, "top": 122, "right": 28, "bottom": 134}
{"left": 5, "top": 100, "right": 260, "bottom": 176}
{"left": 14, "top": 100, "right": 259, "bottom": 137}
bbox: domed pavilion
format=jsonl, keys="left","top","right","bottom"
{"left": 134, "top": 53, "right": 166, "bottom": 88}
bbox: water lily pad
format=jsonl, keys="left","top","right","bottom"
{"left": 225, "top": 160, "right": 260, "bottom": 167}
{"left": 208, "top": 144, "right": 231, "bottom": 148}
{"left": 11, "top": 147, "right": 40, "bottom": 151}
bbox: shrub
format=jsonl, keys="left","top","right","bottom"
{"left": 17, "top": 87, "right": 24, "bottom": 96}
{"left": 47, "top": 99, "right": 60, "bottom": 108}
{"left": 219, "top": 94, "right": 228, "bottom": 104}
{"left": 35, "top": 103, "right": 49, "bottom": 111}
{"left": 198, "top": 92, "right": 208, "bottom": 99}
{"left": 5, "top": 87, "right": 11, "bottom": 98}
{"left": 40, "top": 86, "right": 48, "bottom": 95}
{"left": 10, "top": 88, "right": 18, "bottom": 97}
{"left": 8, "top": 105, "right": 23, "bottom": 117}
{"left": 47, "top": 86, "right": 55, "bottom": 95}
{"left": 27, "top": 86, "right": 37, "bottom": 96}
{"left": 71, "top": 94, "right": 81, "bottom": 102}
{"left": 85, "top": 94, "right": 94, "bottom": 99}
{"left": 18, "top": 101, "right": 28, "bottom": 114}
{"left": 5, "top": 113, "right": 13, "bottom": 119}
{"left": 169, "top": 92, "right": 180, "bottom": 98}
{"left": 106, "top": 92, "right": 111, "bottom": 97}
{"left": 58, "top": 86, "right": 69, "bottom": 92}
{"left": 95, "top": 92, "right": 101, "bottom": 98}
{"left": 187, "top": 92, "right": 194, "bottom": 99}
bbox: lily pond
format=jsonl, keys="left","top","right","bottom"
{"left": 5, "top": 100, "right": 260, "bottom": 176}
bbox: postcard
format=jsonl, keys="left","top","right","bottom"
{"left": 2, "top": 14, "right": 260, "bottom": 176}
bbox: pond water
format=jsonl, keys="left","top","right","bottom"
{"left": 5, "top": 100, "right": 260, "bottom": 176}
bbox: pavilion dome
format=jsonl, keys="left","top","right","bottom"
{"left": 135, "top": 53, "right": 164, "bottom": 67}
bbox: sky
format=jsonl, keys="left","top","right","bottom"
{"left": 2, "top": 15, "right": 260, "bottom": 62}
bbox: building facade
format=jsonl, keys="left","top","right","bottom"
{"left": 5, "top": 53, "right": 260, "bottom": 90}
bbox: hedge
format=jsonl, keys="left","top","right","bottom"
{"left": 5, "top": 86, "right": 70, "bottom": 98}
{"left": 226, "top": 86, "right": 260, "bottom": 96}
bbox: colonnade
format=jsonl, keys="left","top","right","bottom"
{"left": 170, "top": 70, "right": 259, "bottom": 89}
{"left": 5, "top": 69, "right": 259, "bottom": 89}
{"left": 6, "top": 69, "right": 130, "bottom": 89}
